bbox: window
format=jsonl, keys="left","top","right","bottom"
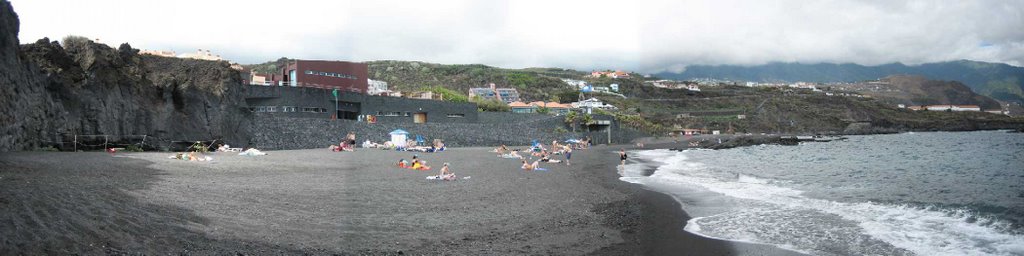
{"left": 405, "top": 112, "right": 412, "bottom": 117}
{"left": 265, "top": 106, "right": 277, "bottom": 112}
{"left": 446, "top": 114, "right": 465, "bottom": 118}
{"left": 301, "top": 107, "right": 327, "bottom": 113}
{"left": 381, "top": 111, "right": 403, "bottom": 117}
{"left": 282, "top": 106, "right": 297, "bottom": 112}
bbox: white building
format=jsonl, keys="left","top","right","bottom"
{"left": 609, "top": 83, "right": 620, "bottom": 92}
{"left": 925, "top": 105, "right": 981, "bottom": 112}
{"left": 571, "top": 98, "right": 616, "bottom": 110}
{"left": 368, "top": 79, "right": 391, "bottom": 96}
{"left": 686, "top": 84, "right": 700, "bottom": 92}
{"left": 178, "top": 49, "right": 223, "bottom": 61}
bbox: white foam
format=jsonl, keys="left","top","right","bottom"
{"left": 623, "top": 149, "right": 1024, "bottom": 256}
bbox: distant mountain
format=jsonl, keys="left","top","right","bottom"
{"left": 655, "top": 60, "right": 1024, "bottom": 103}
{"left": 829, "top": 75, "right": 1002, "bottom": 109}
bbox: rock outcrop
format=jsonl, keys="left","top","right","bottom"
{"left": 0, "top": 0, "right": 250, "bottom": 151}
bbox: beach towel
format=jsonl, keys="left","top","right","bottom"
{"left": 426, "top": 174, "right": 457, "bottom": 181}
{"left": 239, "top": 148, "right": 267, "bottom": 156}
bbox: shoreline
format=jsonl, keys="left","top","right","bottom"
{"left": 590, "top": 143, "right": 804, "bottom": 255}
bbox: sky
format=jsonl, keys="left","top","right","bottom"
{"left": 10, "top": 0, "right": 1024, "bottom": 73}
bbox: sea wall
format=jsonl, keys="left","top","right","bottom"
{"left": 248, "top": 112, "right": 647, "bottom": 149}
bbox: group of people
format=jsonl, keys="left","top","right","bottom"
{"left": 332, "top": 132, "right": 447, "bottom": 153}
{"left": 492, "top": 139, "right": 581, "bottom": 171}
{"left": 396, "top": 155, "right": 458, "bottom": 181}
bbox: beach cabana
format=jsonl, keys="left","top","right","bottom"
{"left": 390, "top": 129, "right": 409, "bottom": 148}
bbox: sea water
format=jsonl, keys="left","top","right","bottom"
{"left": 619, "top": 130, "right": 1024, "bottom": 256}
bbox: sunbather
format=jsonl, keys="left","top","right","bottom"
{"left": 438, "top": 163, "right": 456, "bottom": 181}
{"left": 521, "top": 159, "right": 540, "bottom": 171}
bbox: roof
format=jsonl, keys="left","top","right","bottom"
{"left": 389, "top": 129, "right": 409, "bottom": 135}
{"left": 508, "top": 101, "right": 532, "bottom": 108}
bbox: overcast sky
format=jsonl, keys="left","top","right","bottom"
{"left": 11, "top": 0, "right": 1024, "bottom": 73}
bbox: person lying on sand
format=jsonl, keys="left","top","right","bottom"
{"left": 521, "top": 159, "right": 540, "bottom": 171}
{"left": 493, "top": 144, "right": 509, "bottom": 155}
{"left": 411, "top": 155, "right": 431, "bottom": 170}
{"left": 540, "top": 152, "right": 561, "bottom": 163}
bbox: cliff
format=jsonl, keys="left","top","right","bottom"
{"left": 0, "top": 0, "right": 250, "bottom": 151}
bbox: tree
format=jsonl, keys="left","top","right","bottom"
{"left": 581, "top": 113, "right": 594, "bottom": 132}
{"left": 537, "top": 106, "right": 550, "bottom": 114}
{"left": 564, "top": 111, "right": 578, "bottom": 132}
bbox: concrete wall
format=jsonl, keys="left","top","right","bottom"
{"left": 249, "top": 112, "right": 648, "bottom": 150}
{"left": 245, "top": 86, "right": 479, "bottom": 123}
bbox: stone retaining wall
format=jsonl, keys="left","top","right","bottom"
{"left": 250, "top": 112, "right": 648, "bottom": 150}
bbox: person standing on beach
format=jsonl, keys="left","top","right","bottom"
{"left": 619, "top": 149, "right": 628, "bottom": 165}
{"left": 564, "top": 145, "right": 572, "bottom": 166}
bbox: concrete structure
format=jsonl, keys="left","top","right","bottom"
{"left": 468, "top": 83, "right": 520, "bottom": 103}
{"left": 139, "top": 49, "right": 176, "bottom": 58}
{"left": 178, "top": 49, "right": 223, "bottom": 61}
{"left": 278, "top": 60, "right": 369, "bottom": 93}
{"left": 246, "top": 86, "right": 478, "bottom": 123}
{"left": 249, "top": 112, "right": 647, "bottom": 149}
{"left": 250, "top": 73, "right": 279, "bottom": 86}
{"left": 406, "top": 91, "right": 443, "bottom": 101}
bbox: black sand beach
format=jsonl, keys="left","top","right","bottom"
{"left": 0, "top": 144, "right": 799, "bottom": 255}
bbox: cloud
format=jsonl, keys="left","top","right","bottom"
{"left": 11, "top": 0, "right": 1024, "bottom": 73}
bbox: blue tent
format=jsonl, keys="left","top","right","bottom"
{"left": 389, "top": 129, "right": 409, "bottom": 135}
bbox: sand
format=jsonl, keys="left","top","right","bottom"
{"left": 0, "top": 144, "right": 800, "bottom": 255}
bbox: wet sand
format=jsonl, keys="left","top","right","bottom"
{"left": 0, "top": 145, "right": 799, "bottom": 255}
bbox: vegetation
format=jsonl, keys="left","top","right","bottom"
{"left": 472, "top": 96, "right": 510, "bottom": 112}
{"left": 421, "top": 86, "right": 469, "bottom": 103}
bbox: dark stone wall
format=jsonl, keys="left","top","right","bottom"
{"left": 245, "top": 86, "right": 478, "bottom": 123}
{"left": 249, "top": 112, "right": 649, "bottom": 150}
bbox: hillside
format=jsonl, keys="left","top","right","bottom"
{"left": 826, "top": 75, "right": 1002, "bottom": 109}
{"left": 655, "top": 60, "right": 1024, "bottom": 103}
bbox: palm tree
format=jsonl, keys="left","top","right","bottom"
{"left": 564, "top": 111, "right": 577, "bottom": 133}
{"left": 581, "top": 113, "right": 594, "bottom": 132}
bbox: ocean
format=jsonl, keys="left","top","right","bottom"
{"left": 619, "top": 130, "right": 1024, "bottom": 256}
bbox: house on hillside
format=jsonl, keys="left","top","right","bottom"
{"left": 178, "top": 49, "right": 223, "bottom": 61}
{"left": 924, "top": 105, "right": 981, "bottom": 112}
{"left": 367, "top": 79, "right": 393, "bottom": 96}
{"left": 139, "top": 49, "right": 176, "bottom": 58}
{"left": 407, "top": 91, "right": 443, "bottom": 101}
{"left": 469, "top": 83, "right": 520, "bottom": 103}
{"left": 571, "top": 98, "right": 616, "bottom": 110}
{"left": 509, "top": 101, "right": 535, "bottom": 113}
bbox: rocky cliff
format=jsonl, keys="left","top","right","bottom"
{"left": 0, "top": 0, "right": 250, "bottom": 151}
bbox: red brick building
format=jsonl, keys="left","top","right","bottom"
{"left": 280, "top": 60, "right": 369, "bottom": 93}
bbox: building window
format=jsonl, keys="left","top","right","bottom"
{"left": 446, "top": 114, "right": 465, "bottom": 118}
{"left": 405, "top": 112, "right": 411, "bottom": 117}
{"left": 301, "top": 107, "right": 326, "bottom": 113}
{"left": 265, "top": 106, "right": 277, "bottom": 112}
{"left": 282, "top": 106, "right": 298, "bottom": 112}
